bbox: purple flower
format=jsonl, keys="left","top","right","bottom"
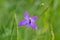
{"left": 18, "top": 11, "right": 38, "bottom": 30}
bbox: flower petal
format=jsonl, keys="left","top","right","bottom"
{"left": 18, "top": 20, "right": 26, "bottom": 26}
{"left": 25, "top": 24, "right": 30, "bottom": 28}
{"left": 24, "top": 11, "right": 29, "bottom": 20}
{"left": 30, "top": 16, "right": 38, "bottom": 22}
{"left": 30, "top": 23, "right": 37, "bottom": 30}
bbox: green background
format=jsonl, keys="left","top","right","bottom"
{"left": 0, "top": 0, "right": 60, "bottom": 40}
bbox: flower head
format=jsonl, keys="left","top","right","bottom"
{"left": 18, "top": 11, "right": 38, "bottom": 30}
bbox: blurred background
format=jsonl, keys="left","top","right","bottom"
{"left": 0, "top": 0, "right": 60, "bottom": 40}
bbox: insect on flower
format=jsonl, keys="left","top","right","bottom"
{"left": 18, "top": 11, "right": 38, "bottom": 30}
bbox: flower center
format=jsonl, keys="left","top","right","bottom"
{"left": 29, "top": 19, "right": 31, "bottom": 24}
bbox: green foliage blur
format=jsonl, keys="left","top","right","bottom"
{"left": 0, "top": 0, "right": 60, "bottom": 40}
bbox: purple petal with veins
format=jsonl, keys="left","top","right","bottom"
{"left": 30, "top": 23, "right": 37, "bottom": 30}
{"left": 30, "top": 16, "right": 38, "bottom": 23}
{"left": 25, "top": 23, "right": 30, "bottom": 28}
{"left": 24, "top": 11, "right": 29, "bottom": 20}
{"left": 18, "top": 20, "right": 26, "bottom": 26}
